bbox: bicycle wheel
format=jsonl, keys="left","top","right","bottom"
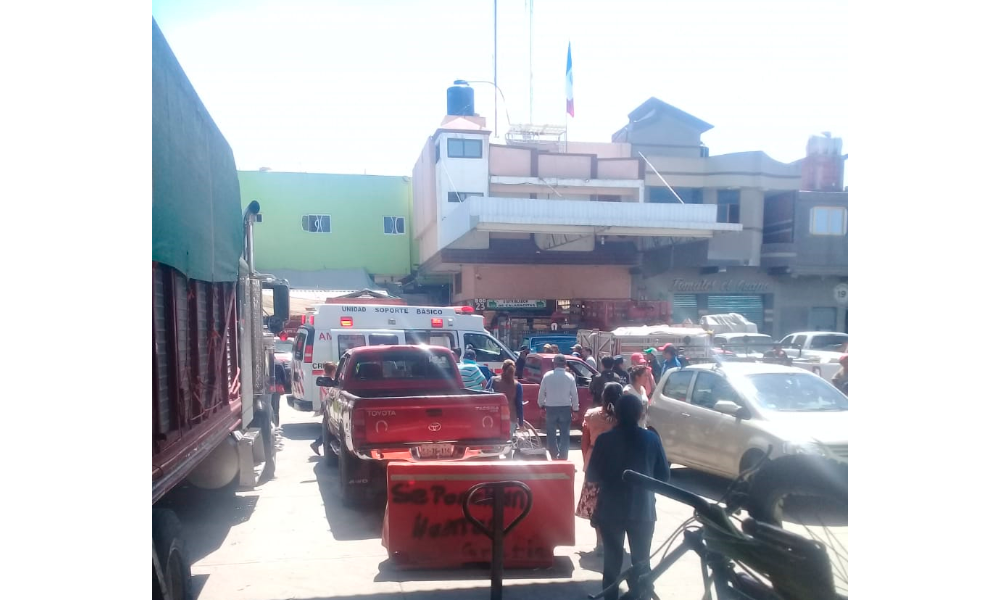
{"left": 513, "top": 421, "right": 547, "bottom": 459}
{"left": 747, "top": 454, "right": 848, "bottom": 598}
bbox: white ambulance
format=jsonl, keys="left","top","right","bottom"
{"left": 288, "top": 304, "right": 517, "bottom": 412}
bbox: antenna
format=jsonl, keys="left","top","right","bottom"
{"left": 493, "top": 0, "right": 498, "bottom": 139}
{"left": 529, "top": 0, "right": 534, "bottom": 123}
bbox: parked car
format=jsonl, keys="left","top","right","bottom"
{"left": 778, "top": 331, "right": 848, "bottom": 381}
{"left": 318, "top": 345, "right": 512, "bottom": 505}
{"left": 646, "top": 362, "right": 847, "bottom": 479}
{"left": 519, "top": 353, "right": 596, "bottom": 428}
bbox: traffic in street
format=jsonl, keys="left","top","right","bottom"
{"left": 157, "top": 398, "right": 846, "bottom": 600}
{"left": 151, "top": 5, "right": 848, "bottom": 598}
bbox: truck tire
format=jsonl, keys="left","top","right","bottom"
{"left": 252, "top": 402, "right": 277, "bottom": 481}
{"left": 152, "top": 509, "right": 192, "bottom": 600}
{"left": 322, "top": 417, "right": 337, "bottom": 466}
{"left": 338, "top": 431, "right": 364, "bottom": 507}
{"left": 270, "top": 392, "right": 281, "bottom": 427}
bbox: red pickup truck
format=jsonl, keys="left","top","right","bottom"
{"left": 318, "top": 345, "right": 512, "bottom": 506}
{"left": 519, "top": 353, "right": 597, "bottom": 429}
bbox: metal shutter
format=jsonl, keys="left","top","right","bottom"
{"left": 672, "top": 295, "right": 698, "bottom": 324}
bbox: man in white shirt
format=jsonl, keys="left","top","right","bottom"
{"left": 582, "top": 346, "right": 598, "bottom": 370}
{"left": 538, "top": 354, "right": 579, "bottom": 460}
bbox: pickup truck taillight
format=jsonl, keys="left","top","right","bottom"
{"left": 304, "top": 345, "right": 313, "bottom": 363}
{"left": 352, "top": 408, "right": 366, "bottom": 445}
{"left": 499, "top": 403, "right": 511, "bottom": 430}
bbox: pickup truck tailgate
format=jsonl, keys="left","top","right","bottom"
{"left": 358, "top": 393, "right": 508, "bottom": 445}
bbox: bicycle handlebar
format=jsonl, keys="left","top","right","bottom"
{"left": 622, "top": 470, "right": 737, "bottom": 534}
{"left": 623, "top": 470, "right": 714, "bottom": 514}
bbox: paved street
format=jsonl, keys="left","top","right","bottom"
{"left": 157, "top": 399, "right": 845, "bottom": 600}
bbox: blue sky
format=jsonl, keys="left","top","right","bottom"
{"left": 152, "top": 0, "right": 848, "bottom": 176}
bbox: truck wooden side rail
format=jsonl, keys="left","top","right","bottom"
{"left": 152, "top": 18, "right": 288, "bottom": 600}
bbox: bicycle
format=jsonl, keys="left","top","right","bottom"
{"left": 590, "top": 452, "right": 848, "bottom": 600}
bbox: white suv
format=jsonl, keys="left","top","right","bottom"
{"left": 646, "top": 362, "right": 848, "bottom": 479}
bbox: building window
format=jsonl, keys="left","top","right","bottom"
{"left": 301, "top": 214, "right": 331, "bottom": 233}
{"left": 447, "top": 138, "right": 483, "bottom": 159}
{"left": 448, "top": 191, "right": 483, "bottom": 203}
{"left": 383, "top": 216, "right": 405, "bottom": 235}
{"left": 810, "top": 206, "right": 847, "bottom": 235}
{"left": 763, "top": 193, "right": 795, "bottom": 244}
{"left": 717, "top": 190, "right": 740, "bottom": 224}
{"left": 650, "top": 187, "right": 703, "bottom": 204}
{"left": 809, "top": 307, "right": 838, "bottom": 332}
{"left": 454, "top": 272, "right": 463, "bottom": 294}
{"left": 435, "top": 143, "right": 440, "bottom": 163}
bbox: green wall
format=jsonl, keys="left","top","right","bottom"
{"left": 238, "top": 171, "right": 412, "bottom": 276}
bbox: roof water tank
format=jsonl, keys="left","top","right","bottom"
{"left": 447, "top": 81, "right": 475, "bottom": 116}
{"left": 801, "top": 133, "right": 845, "bottom": 192}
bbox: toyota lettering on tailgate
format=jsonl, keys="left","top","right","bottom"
{"left": 369, "top": 410, "right": 397, "bottom": 417}
{"left": 475, "top": 406, "right": 499, "bottom": 412}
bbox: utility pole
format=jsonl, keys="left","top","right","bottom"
{"left": 493, "top": 0, "right": 498, "bottom": 138}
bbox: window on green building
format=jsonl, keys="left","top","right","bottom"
{"left": 301, "top": 214, "right": 331, "bottom": 233}
{"left": 383, "top": 217, "right": 406, "bottom": 235}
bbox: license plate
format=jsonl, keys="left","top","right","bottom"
{"left": 416, "top": 444, "right": 455, "bottom": 459}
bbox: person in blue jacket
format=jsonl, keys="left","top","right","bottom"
{"left": 586, "top": 393, "right": 671, "bottom": 600}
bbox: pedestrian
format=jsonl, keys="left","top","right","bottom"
{"left": 628, "top": 353, "right": 656, "bottom": 399}
{"left": 659, "top": 344, "right": 683, "bottom": 372}
{"left": 832, "top": 354, "right": 848, "bottom": 395}
{"left": 310, "top": 361, "right": 338, "bottom": 456}
{"left": 492, "top": 359, "right": 525, "bottom": 439}
{"left": 585, "top": 393, "right": 671, "bottom": 600}
{"left": 764, "top": 344, "right": 790, "bottom": 365}
{"left": 515, "top": 345, "right": 530, "bottom": 378}
{"left": 572, "top": 344, "right": 585, "bottom": 360}
{"left": 643, "top": 347, "right": 661, "bottom": 382}
{"left": 589, "top": 356, "right": 619, "bottom": 404}
{"left": 582, "top": 346, "right": 598, "bottom": 370}
{"left": 455, "top": 348, "right": 488, "bottom": 390}
{"left": 577, "top": 382, "right": 624, "bottom": 555}
{"left": 538, "top": 353, "right": 579, "bottom": 460}
{"left": 612, "top": 355, "right": 630, "bottom": 384}
{"left": 623, "top": 363, "right": 651, "bottom": 428}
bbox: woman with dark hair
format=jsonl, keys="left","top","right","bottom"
{"left": 492, "top": 359, "right": 524, "bottom": 438}
{"left": 576, "top": 382, "right": 624, "bottom": 555}
{"left": 585, "top": 393, "right": 670, "bottom": 600}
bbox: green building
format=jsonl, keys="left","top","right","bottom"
{"left": 237, "top": 171, "right": 414, "bottom": 289}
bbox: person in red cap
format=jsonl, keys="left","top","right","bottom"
{"left": 660, "top": 344, "right": 683, "bottom": 372}
{"left": 832, "top": 354, "right": 848, "bottom": 395}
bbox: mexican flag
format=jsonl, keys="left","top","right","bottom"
{"left": 566, "top": 42, "right": 574, "bottom": 118}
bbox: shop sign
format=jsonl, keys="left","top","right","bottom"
{"left": 474, "top": 299, "right": 547, "bottom": 310}
{"left": 670, "top": 279, "right": 772, "bottom": 294}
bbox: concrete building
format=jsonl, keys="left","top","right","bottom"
{"left": 411, "top": 85, "right": 743, "bottom": 347}
{"left": 236, "top": 170, "right": 414, "bottom": 293}
{"left": 615, "top": 98, "right": 848, "bottom": 335}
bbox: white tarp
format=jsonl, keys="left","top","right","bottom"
{"left": 610, "top": 325, "right": 712, "bottom": 339}
{"left": 700, "top": 313, "right": 758, "bottom": 334}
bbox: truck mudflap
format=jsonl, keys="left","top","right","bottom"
{"left": 381, "top": 460, "right": 576, "bottom": 569}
